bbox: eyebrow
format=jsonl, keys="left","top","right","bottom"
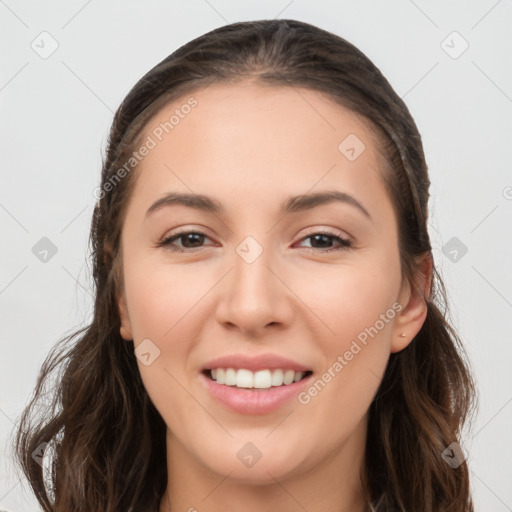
{"left": 145, "top": 190, "right": 372, "bottom": 221}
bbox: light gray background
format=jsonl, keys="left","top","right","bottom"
{"left": 1, "top": 1, "right": 511, "bottom": 510}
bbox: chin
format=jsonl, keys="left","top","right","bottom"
{"left": 196, "top": 437, "right": 310, "bottom": 484}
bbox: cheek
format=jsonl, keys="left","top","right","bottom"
{"left": 123, "top": 257, "right": 202, "bottom": 341}
{"left": 299, "top": 256, "right": 400, "bottom": 419}
{"left": 123, "top": 257, "right": 212, "bottom": 401}
{"left": 123, "top": 261, "right": 202, "bottom": 417}
{"left": 294, "top": 258, "right": 401, "bottom": 345}
{"left": 295, "top": 267, "right": 398, "bottom": 438}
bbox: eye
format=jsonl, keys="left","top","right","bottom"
{"left": 158, "top": 230, "right": 214, "bottom": 253}
{"left": 295, "top": 231, "right": 352, "bottom": 253}
{"left": 157, "top": 229, "right": 353, "bottom": 254}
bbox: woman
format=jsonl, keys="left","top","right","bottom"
{"left": 13, "top": 18, "right": 477, "bottom": 512}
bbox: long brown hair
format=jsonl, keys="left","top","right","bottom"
{"left": 12, "top": 19, "right": 478, "bottom": 511}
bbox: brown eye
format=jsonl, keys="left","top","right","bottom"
{"left": 158, "top": 230, "right": 352, "bottom": 254}
{"left": 296, "top": 231, "right": 352, "bottom": 253}
{"left": 158, "top": 231, "right": 212, "bottom": 252}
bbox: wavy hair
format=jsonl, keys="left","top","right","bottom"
{"left": 12, "top": 19, "right": 478, "bottom": 511}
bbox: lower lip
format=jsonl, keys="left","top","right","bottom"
{"left": 200, "top": 371, "right": 313, "bottom": 415}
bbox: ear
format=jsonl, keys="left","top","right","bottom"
{"left": 118, "top": 290, "right": 133, "bottom": 341}
{"left": 391, "top": 252, "right": 433, "bottom": 353}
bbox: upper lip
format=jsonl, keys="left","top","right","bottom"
{"left": 202, "top": 353, "right": 312, "bottom": 373}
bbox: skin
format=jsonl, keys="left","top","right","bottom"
{"left": 116, "top": 83, "right": 432, "bottom": 512}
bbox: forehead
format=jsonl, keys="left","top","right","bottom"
{"left": 129, "top": 83, "right": 392, "bottom": 225}
{"left": 141, "top": 83, "right": 379, "bottom": 161}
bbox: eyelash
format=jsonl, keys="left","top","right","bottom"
{"left": 157, "top": 230, "right": 353, "bottom": 254}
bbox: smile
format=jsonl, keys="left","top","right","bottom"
{"left": 205, "top": 368, "right": 312, "bottom": 389}
{"left": 200, "top": 369, "right": 314, "bottom": 415}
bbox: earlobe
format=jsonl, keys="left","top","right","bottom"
{"left": 391, "top": 252, "right": 433, "bottom": 353}
{"left": 118, "top": 291, "right": 133, "bottom": 341}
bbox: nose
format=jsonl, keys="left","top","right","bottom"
{"left": 214, "top": 239, "right": 295, "bottom": 337}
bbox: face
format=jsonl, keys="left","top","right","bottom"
{"left": 117, "top": 84, "right": 428, "bottom": 485}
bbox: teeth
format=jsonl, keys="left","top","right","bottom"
{"left": 208, "top": 368, "right": 307, "bottom": 389}
{"left": 225, "top": 368, "right": 237, "bottom": 386}
{"left": 283, "top": 369, "right": 295, "bottom": 385}
{"left": 271, "top": 369, "right": 284, "bottom": 386}
{"left": 293, "top": 371, "right": 304, "bottom": 383}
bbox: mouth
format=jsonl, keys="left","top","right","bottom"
{"left": 202, "top": 368, "right": 314, "bottom": 390}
